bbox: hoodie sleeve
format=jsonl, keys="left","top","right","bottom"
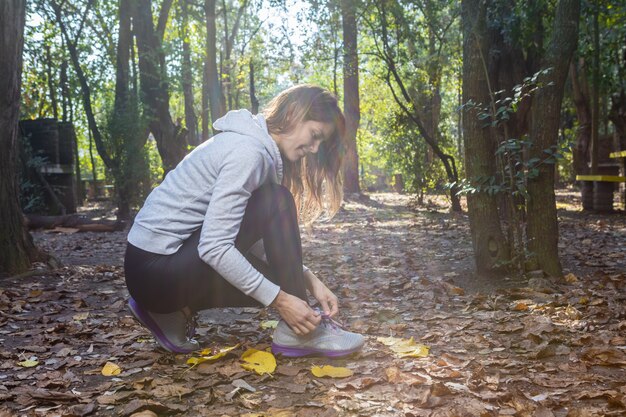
{"left": 197, "top": 147, "right": 280, "bottom": 306}
{"left": 248, "top": 239, "right": 310, "bottom": 273}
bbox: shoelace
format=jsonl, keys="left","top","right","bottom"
{"left": 320, "top": 313, "right": 344, "bottom": 331}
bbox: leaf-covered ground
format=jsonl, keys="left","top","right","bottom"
{"left": 1, "top": 191, "right": 625, "bottom": 416}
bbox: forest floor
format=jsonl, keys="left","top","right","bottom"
{"left": 1, "top": 189, "right": 625, "bottom": 417}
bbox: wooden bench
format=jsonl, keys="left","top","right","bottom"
{"left": 576, "top": 175, "right": 626, "bottom": 212}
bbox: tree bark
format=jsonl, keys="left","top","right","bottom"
{"left": 526, "top": 0, "right": 580, "bottom": 277}
{"left": 203, "top": 0, "right": 225, "bottom": 138}
{"left": 112, "top": 0, "right": 150, "bottom": 220}
{"left": 462, "top": 0, "right": 510, "bottom": 273}
{"left": 132, "top": 0, "right": 187, "bottom": 173}
{"left": 181, "top": 0, "right": 198, "bottom": 146}
{"left": 0, "top": 0, "right": 40, "bottom": 274}
{"left": 45, "top": 44, "right": 59, "bottom": 120}
{"left": 249, "top": 61, "right": 259, "bottom": 114}
{"left": 570, "top": 59, "right": 591, "bottom": 175}
{"left": 341, "top": 0, "right": 361, "bottom": 195}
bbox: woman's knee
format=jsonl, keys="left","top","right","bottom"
{"left": 252, "top": 183, "right": 295, "bottom": 214}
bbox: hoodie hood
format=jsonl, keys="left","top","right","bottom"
{"left": 213, "top": 109, "right": 283, "bottom": 184}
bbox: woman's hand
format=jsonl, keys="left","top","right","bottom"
{"left": 271, "top": 290, "right": 321, "bottom": 335}
{"left": 304, "top": 270, "right": 339, "bottom": 318}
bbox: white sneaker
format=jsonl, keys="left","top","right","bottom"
{"left": 271, "top": 315, "right": 364, "bottom": 357}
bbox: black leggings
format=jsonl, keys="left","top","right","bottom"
{"left": 124, "top": 183, "right": 307, "bottom": 314}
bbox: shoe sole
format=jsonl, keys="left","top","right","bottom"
{"left": 128, "top": 298, "right": 196, "bottom": 354}
{"left": 271, "top": 342, "right": 363, "bottom": 358}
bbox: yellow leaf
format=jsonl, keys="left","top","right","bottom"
{"left": 101, "top": 361, "right": 121, "bottom": 376}
{"left": 395, "top": 345, "right": 430, "bottom": 358}
{"left": 376, "top": 336, "right": 430, "bottom": 358}
{"left": 564, "top": 273, "right": 579, "bottom": 283}
{"left": 311, "top": 365, "right": 353, "bottom": 378}
{"left": 18, "top": 359, "right": 39, "bottom": 368}
{"left": 240, "top": 349, "right": 276, "bottom": 375}
{"left": 260, "top": 320, "right": 279, "bottom": 329}
{"left": 73, "top": 312, "right": 89, "bottom": 321}
{"left": 187, "top": 344, "right": 239, "bottom": 366}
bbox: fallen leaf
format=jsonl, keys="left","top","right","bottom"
{"left": 260, "top": 320, "right": 279, "bottom": 329}
{"left": 101, "top": 361, "right": 121, "bottom": 376}
{"left": 187, "top": 344, "right": 239, "bottom": 366}
{"left": 130, "top": 411, "right": 158, "bottom": 417}
{"left": 311, "top": 365, "right": 353, "bottom": 378}
{"left": 73, "top": 312, "right": 89, "bottom": 321}
{"left": 17, "top": 359, "right": 39, "bottom": 368}
{"left": 385, "top": 366, "right": 427, "bottom": 385}
{"left": 240, "top": 349, "right": 276, "bottom": 375}
{"left": 377, "top": 336, "right": 430, "bottom": 358}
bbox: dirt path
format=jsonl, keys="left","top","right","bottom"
{"left": 1, "top": 192, "right": 625, "bottom": 416}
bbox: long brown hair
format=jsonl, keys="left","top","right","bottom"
{"left": 264, "top": 84, "right": 346, "bottom": 223}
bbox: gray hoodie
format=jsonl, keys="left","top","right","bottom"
{"left": 128, "top": 110, "right": 284, "bottom": 306}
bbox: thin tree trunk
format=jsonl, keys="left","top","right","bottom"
{"left": 526, "top": 0, "right": 580, "bottom": 278}
{"left": 60, "top": 59, "right": 68, "bottom": 121}
{"left": 462, "top": 0, "right": 510, "bottom": 272}
{"left": 341, "top": 0, "right": 361, "bottom": 195}
{"left": 590, "top": 1, "right": 600, "bottom": 173}
{"left": 378, "top": 0, "right": 462, "bottom": 211}
{"left": 132, "top": 0, "right": 187, "bottom": 173}
{"left": 45, "top": 44, "right": 59, "bottom": 120}
{"left": 181, "top": 0, "right": 198, "bottom": 146}
{"left": 51, "top": 0, "right": 115, "bottom": 170}
{"left": 570, "top": 59, "right": 591, "bottom": 175}
{"left": 204, "top": 0, "right": 225, "bottom": 135}
{"left": 113, "top": 0, "right": 149, "bottom": 220}
{"left": 249, "top": 61, "right": 259, "bottom": 114}
{"left": 0, "top": 0, "right": 41, "bottom": 274}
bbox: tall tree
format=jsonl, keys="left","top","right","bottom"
{"left": 526, "top": 0, "right": 580, "bottom": 277}
{"left": 110, "top": 0, "right": 150, "bottom": 219}
{"left": 132, "top": 0, "right": 187, "bottom": 173}
{"left": 202, "top": 0, "right": 225, "bottom": 139}
{"left": 0, "top": 0, "right": 40, "bottom": 274}
{"left": 369, "top": 0, "right": 462, "bottom": 211}
{"left": 342, "top": 0, "right": 361, "bottom": 194}
{"left": 180, "top": 0, "right": 199, "bottom": 146}
{"left": 461, "top": 0, "right": 510, "bottom": 271}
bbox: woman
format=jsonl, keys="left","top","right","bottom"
{"left": 124, "top": 84, "right": 364, "bottom": 357}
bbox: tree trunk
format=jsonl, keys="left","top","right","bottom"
{"left": 181, "top": 0, "right": 198, "bottom": 146}
{"left": 51, "top": 0, "right": 115, "bottom": 170}
{"left": 462, "top": 0, "right": 510, "bottom": 273}
{"left": 570, "top": 59, "right": 591, "bottom": 175}
{"left": 341, "top": 0, "right": 361, "bottom": 195}
{"left": 112, "top": 0, "right": 149, "bottom": 220}
{"left": 0, "top": 0, "right": 40, "bottom": 274}
{"left": 204, "top": 0, "right": 225, "bottom": 136}
{"left": 132, "top": 0, "right": 187, "bottom": 173}
{"left": 249, "top": 61, "right": 259, "bottom": 114}
{"left": 45, "top": 44, "right": 59, "bottom": 120}
{"left": 526, "top": 0, "right": 580, "bottom": 278}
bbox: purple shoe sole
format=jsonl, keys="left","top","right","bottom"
{"left": 271, "top": 342, "right": 362, "bottom": 358}
{"left": 128, "top": 298, "right": 196, "bottom": 354}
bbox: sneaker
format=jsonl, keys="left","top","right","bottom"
{"left": 128, "top": 297, "right": 199, "bottom": 354}
{"left": 271, "top": 314, "right": 365, "bottom": 357}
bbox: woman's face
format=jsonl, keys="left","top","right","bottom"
{"left": 272, "top": 120, "right": 334, "bottom": 162}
